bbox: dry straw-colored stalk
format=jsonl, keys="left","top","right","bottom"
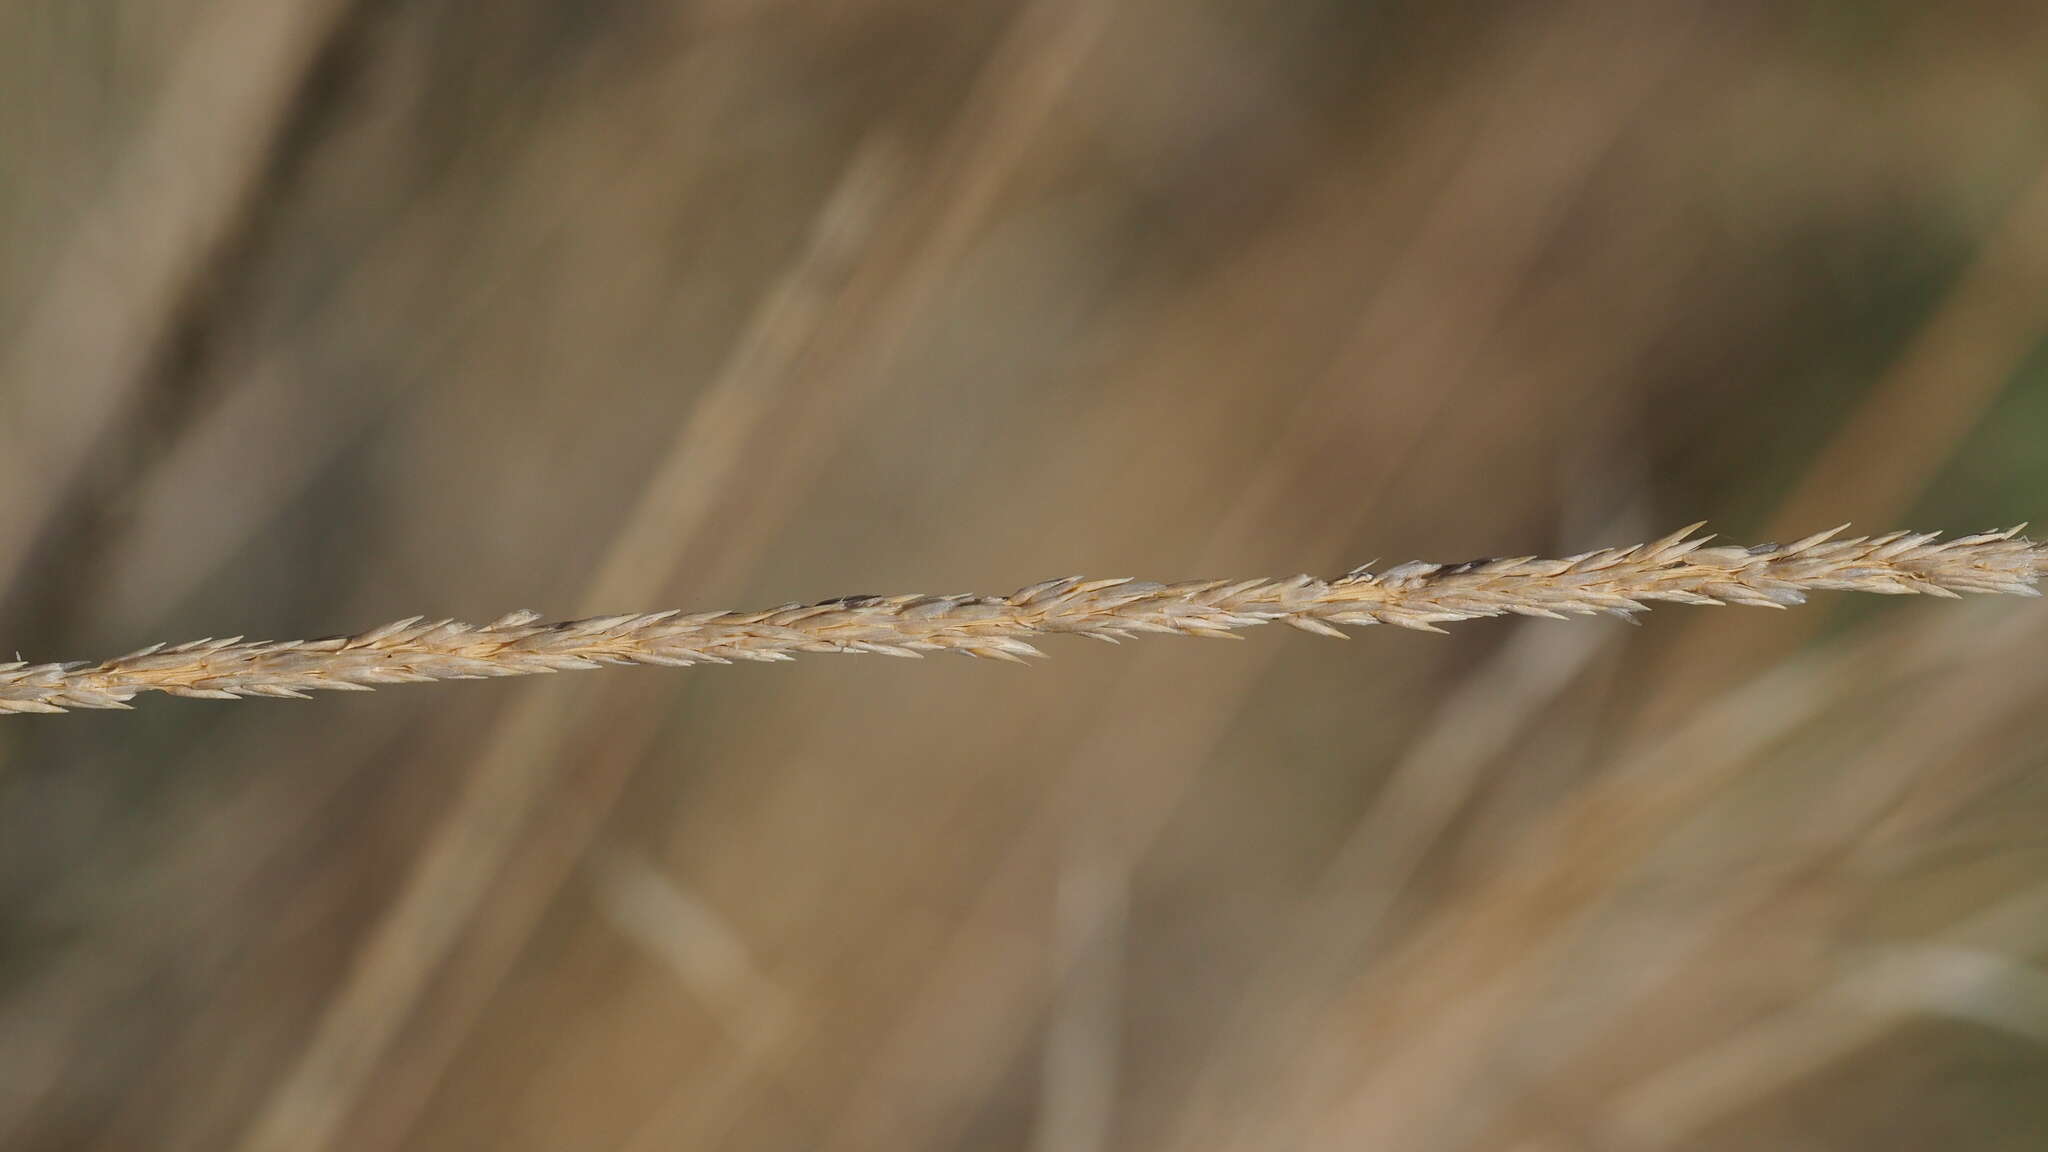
{"left": 5, "top": 524, "right": 2043, "bottom": 715}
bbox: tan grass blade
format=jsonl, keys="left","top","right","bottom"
{"left": 5, "top": 525, "right": 2043, "bottom": 715}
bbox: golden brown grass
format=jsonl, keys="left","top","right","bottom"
{"left": 5, "top": 523, "right": 2041, "bottom": 714}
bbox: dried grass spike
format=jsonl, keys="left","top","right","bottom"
{"left": 4, "top": 525, "right": 2045, "bottom": 714}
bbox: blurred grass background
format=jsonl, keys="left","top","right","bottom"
{"left": 3, "top": 1, "right": 2048, "bottom": 1149}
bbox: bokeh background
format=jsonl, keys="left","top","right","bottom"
{"left": 5, "top": 2, "right": 2048, "bottom": 1149}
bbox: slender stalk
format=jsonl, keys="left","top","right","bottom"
{"left": 5, "top": 524, "right": 2041, "bottom": 715}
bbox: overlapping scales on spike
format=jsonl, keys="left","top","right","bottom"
{"left": 4, "top": 525, "right": 2044, "bottom": 713}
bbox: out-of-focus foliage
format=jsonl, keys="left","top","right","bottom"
{"left": 3, "top": 2, "right": 2047, "bottom": 1149}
